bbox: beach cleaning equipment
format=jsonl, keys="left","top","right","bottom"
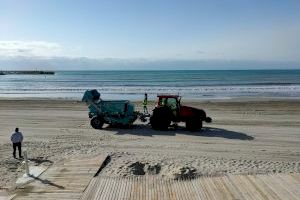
{"left": 82, "top": 90, "right": 138, "bottom": 129}
{"left": 83, "top": 90, "right": 211, "bottom": 131}
{"left": 150, "top": 94, "right": 212, "bottom": 131}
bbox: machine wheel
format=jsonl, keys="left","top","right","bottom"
{"left": 90, "top": 116, "right": 104, "bottom": 129}
{"left": 150, "top": 108, "right": 171, "bottom": 130}
{"left": 186, "top": 119, "right": 202, "bottom": 131}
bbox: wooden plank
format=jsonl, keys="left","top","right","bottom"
{"left": 164, "top": 179, "right": 173, "bottom": 200}
{"left": 277, "top": 174, "right": 300, "bottom": 197}
{"left": 117, "top": 177, "right": 126, "bottom": 200}
{"left": 120, "top": 176, "right": 128, "bottom": 200}
{"left": 190, "top": 178, "right": 202, "bottom": 200}
{"left": 100, "top": 176, "right": 113, "bottom": 200}
{"left": 151, "top": 176, "right": 157, "bottom": 200}
{"left": 80, "top": 178, "right": 95, "bottom": 200}
{"left": 212, "top": 176, "right": 233, "bottom": 200}
{"left": 228, "top": 174, "right": 252, "bottom": 200}
{"left": 95, "top": 177, "right": 108, "bottom": 200}
{"left": 143, "top": 176, "right": 148, "bottom": 200}
{"left": 259, "top": 174, "right": 293, "bottom": 200}
{"left": 84, "top": 177, "right": 105, "bottom": 200}
{"left": 176, "top": 179, "right": 189, "bottom": 200}
{"left": 181, "top": 179, "right": 194, "bottom": 200}
{"left": 107, "top": 177, "right": 117, "bottom": 200}
{"left": 125, "top": 176, "right": 133, "bottom": 200}
{"left": 268, "top": 174, "right": 299, "bottom": 200}
{"left": 254, "top": 174, "right": 282, "bottom": 200}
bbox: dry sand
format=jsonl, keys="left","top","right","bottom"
{"left": 0, "top": 99, "right": 299, "bottom": 189}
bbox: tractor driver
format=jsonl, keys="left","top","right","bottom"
{"left": 158, "top": 98, "right": 166, "bottom": 106}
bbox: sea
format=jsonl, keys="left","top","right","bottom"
{"left": 1, "top": 70, "right": 300, "bottom": 100}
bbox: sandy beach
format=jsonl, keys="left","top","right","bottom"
{"left": 0, "top": 99, "right": 299, "bottom": 189}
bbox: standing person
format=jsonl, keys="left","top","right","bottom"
{"left": 11, "top": 128, "right": 23, "bottom": 159}
{"left": 143, "top": 93, "right": 148, "bottom": 114}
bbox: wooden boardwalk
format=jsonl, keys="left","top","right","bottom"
{"left": 11, "top": 154, "right": 300, "bottom": 200}
{"left": 82, "top": 173, "right": 300, "bottom": 200}
{"left": 12, "top": 154, "right": 108, "bottom": 200}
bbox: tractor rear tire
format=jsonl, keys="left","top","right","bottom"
{"left": 91, "top": 116, "right": 104, "bottom": 129}
{"left": 186, "top": 119, "right": 202, "bottom": 132}
{"left": 150, "top": 108, "right": 171, "bottom": 131}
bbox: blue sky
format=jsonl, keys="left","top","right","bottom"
{"left": 0, "top": 0, "right": 300, "bottom": 69}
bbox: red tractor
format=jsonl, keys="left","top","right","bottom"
{"left": 150, "top": 95, "right": 212, "bottom": 131}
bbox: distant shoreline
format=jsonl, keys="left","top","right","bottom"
{"left": 0, "top": 71, "right": 55, "bottom": 75}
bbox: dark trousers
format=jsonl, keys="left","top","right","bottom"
{"left": 13, "top": 142, "right": 22, "bottom": 158}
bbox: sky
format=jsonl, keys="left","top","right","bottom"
{"left": 0, "top": 0, "right": 300, "bottom": 70}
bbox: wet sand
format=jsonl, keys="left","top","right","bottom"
{"left": 0, "top": 99, "right": 299, "bottom": 189}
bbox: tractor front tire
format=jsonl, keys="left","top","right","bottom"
{"left": 150, "top": 108, "right": 171, "bottom": 131}
{"left": 91, "top": 116, "right": 104, "bottom": 129}
{"left": 186, "top": 119, "right": 202, "bottom": 132}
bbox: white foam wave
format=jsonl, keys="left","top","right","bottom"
{"left": 1, "top": 85, "right": 300, "bottom": 100}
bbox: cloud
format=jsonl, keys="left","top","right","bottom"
{"left": 0, "top": 41, "right": 63, "bottom": 57}
{"left": 0, "top": 56, "right": 299, "bottom": 70}
{"left": 196, "top": 50, "right": 206, "bottom": 54}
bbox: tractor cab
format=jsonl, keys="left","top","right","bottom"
{"left": 157, "top": 95, "right": 181, "bottom": 107}
{"left": 157, "top": 95, "right": 181, "bottom": 120}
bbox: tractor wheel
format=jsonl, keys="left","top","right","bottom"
{"left": 150, "top": 108, "right": 171, "bottom": 130}
{"left": 90, "top": 116, "right": 104, "bottom": 129}
{"left": 150, "top": 116, "right": 159, "bottom": 130}
{"left": 186, "top": 119, "right": 202, "bottom": 132}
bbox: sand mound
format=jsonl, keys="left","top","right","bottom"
{"left": 171, "top": 166, "right": 198, "bottom": 180}
{"left": 128, "top": 162, "right": 146, "bottom": 175}
{"left": 127, "top": 161, "right": 161, "bottom": 175}
{"left": 146, "top": 163, "right": 161, "bottom": 175}
{"left": 124, "top": 161, "right": 198, "bottom": 179}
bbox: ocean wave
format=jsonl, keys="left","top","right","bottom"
{"left": 1, "top": 70, "right": 300, "bottom": 99}
{"left": 1, "top": 85, "right": 300, "bottom": 99}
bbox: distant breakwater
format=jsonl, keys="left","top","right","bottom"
{"left": 0, "top": 71, "right": 55, "bottom": 75}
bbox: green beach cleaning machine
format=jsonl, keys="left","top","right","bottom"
{"left": 82, "top": 89, "right": 147, "bottom": 129}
